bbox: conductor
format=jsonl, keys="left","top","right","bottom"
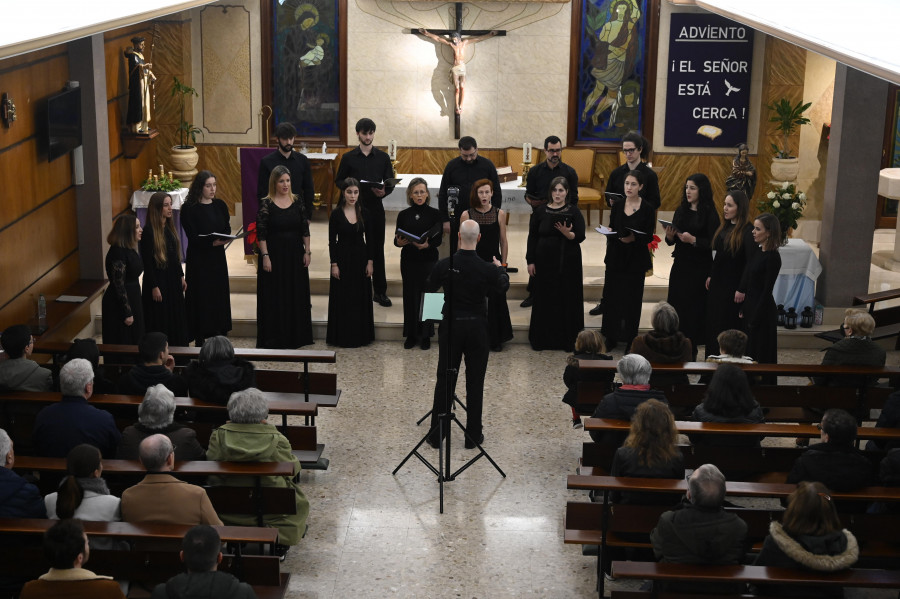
{"left": 425, "top": 220, "right": 510, "bottom": 449}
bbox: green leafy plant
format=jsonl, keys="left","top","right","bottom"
{"left": 142, "top": 173, "right": 181, "bottom": 192}
{"left": 171, "top": 76, "right": 203, "bottom": 148}
{"left": 767, "top": 98, "right": 811, "bottom": 158}
{"left": 757, "top": 181, "right": 807, "bottom": 244}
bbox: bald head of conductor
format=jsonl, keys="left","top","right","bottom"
{"left": 458, "top": 220, "right": 503, "bottom": 266}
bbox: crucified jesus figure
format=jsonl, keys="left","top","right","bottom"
{"left": 419, "top": 28, "right": 499, "bottom": 114}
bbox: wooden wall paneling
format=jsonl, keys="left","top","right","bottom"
{"left": 0, "top": 189, "right": 79, "bottom": 309}
{"left": 0, "top": 253, "right": 80, "bottom": 331}
{"left": 0, "top": 139, "right": 73, "bottom": 229}
{"left": 107, "top": 100, "right": 124, "bottom": 159}
{"left": 0, "top": 52, "right": 69, "bottom": 151}
{"left": 109, "top": 157, "right": 131, "bottom": 217}
{"left": 196, "top": 145, "right": 241, "bottom": 214}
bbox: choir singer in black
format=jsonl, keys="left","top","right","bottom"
{"left": 425, "top": 220, "right": 510, "bottom": 450}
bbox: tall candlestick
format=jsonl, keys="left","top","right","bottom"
{"left": 388, "top": 139, "right": 397, "bottom": 160}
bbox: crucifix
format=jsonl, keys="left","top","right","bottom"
{"left": 413, "top": 3, "right": 505, "bottom": 139}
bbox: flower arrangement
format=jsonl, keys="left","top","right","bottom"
{"left": 757, "top": 181, "right": 807, "bottom": 244}
{"left": 647, "top": 234, "right": 661, "bottom": 256}
{"left": 142, "top": 164, "right": 181, "bottom": 192}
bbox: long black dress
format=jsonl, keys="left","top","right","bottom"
{"left": 706, "top": 222, "right": 755, "bottom": 356}
{"left": 527, "top": 203, "right": 586, "bottom": 351}
{"left": 665, "top": 205, "right": 720, "bottom": 356}
{"left": 469, "top": 206, "right": 513, "bottom": 349}
{"left": 256, "top": 198, "right": 313, "bottom": 349}
{"left": 140, "top": 224, "right": 189, "bottom": 347}
{"left": 326, "top": 208, "right": 375, "bottom": 347}
{"left": 181, "top": 199, "right": 232, "bottom": 344}
{"left": 601, "top": 198, "right": 655, "bottom": 350}
{"left": 395, "top": 204, "right": 442, "bottom": 342}
{"left": 740, "top": 248, "right": 781, "bottom": 366}
{"left": 102, "top": 245, "right": 144, "bottom": 344}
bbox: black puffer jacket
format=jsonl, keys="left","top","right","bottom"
{"left": 184, "top": 358, "right": 256, "bottom": 405}
{"left": 651, "top": 500, "right": 747, "bottom": 564}
{"left": 0, "top": 467, "right": 46, "bottom": 519}
{"left": 589, "top": 387, "right": 668, "bottom": 445}
{"left": 118, "top": 364, "right": 189, "bottom": 396}
{"left": 150, "top": 571, "right": 257, "bottom": 599}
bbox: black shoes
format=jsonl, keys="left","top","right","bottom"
{"left": 520, "top": 295, "right": 534, "bottom": 308}
{"left": 465, "top": 433, "right": 485, "bottom": 449}
{"left": 420, "top": 336, "right": 430, "bottom": 350}
{"left": 274, "top": 544, "right": 290, "bottom": 562}
{"left": 404, "top": 337, "right": 416, "bottom": 349}
{"left": 374, "top": 293, "right": 392, "bottom": 307}
{"left": 589, "top": 303, "right": 603, "bottom": 316}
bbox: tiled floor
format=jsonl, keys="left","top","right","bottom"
{"left": 210, "top": 215, "right": 900, "bottom": 597}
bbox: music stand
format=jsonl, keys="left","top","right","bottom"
{"left": 393, "top": 247, "right": 505, "bottom": 513}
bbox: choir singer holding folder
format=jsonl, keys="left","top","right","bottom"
{"left": 599, "top": 170, "right": 655, "bottom": 351}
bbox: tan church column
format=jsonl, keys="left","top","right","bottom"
{"left": 817, "top": 64, "right": 889, "bottom": 305}
{"left": 69, "top": 34, "right": 112, "bottom": 280}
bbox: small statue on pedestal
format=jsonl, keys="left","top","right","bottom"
{"left": 124, "top": 36, "right": 156, "bottom": 134}
{"left": 725, "top": 142, "right": 757, "bottom": 199}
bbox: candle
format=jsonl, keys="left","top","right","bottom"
{"left": 168, "top": 172, "right": 173, "bottom": 182}
{"left": 147, "top": 169, "right": 153, "bottom": 182}
{"left": 153, "top": 175, "right": 159, "bottom": 185}
{"left": 389, "top": 139, "right": 397, "bottom": 160}
{"left": 159, "top": 164, "right": 165, "bottom": 177}
{"left": 523, "top": 143, "right": 532, "bottom": 164}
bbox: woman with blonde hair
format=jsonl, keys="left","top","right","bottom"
{"left": 812, "top": 309, "right": 885, "bottom": 387}
{"left": 256, "top": 165, "right": 313, "bottom": 348}
{"left": 102, "top": 213, "right": 144, "bottom": 344}
{"left": 140, "top": 192, "right": 188, "bottom": 346}
{"left": 754, "top": 481, "right": 858, "bottom": 597}
{"left": 610, "top": 399, "right": 684, "bottom": 504}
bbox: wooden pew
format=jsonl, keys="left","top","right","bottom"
{"left": 577, "top": 442, "right": 886, "bottom": 483}
{"left": 583, "top": 418, "right": 900, "bottom": 442}
{"left": 609, "top": 562, "right": 900, "bottom": 598}
{"left": 817, "top": 288, "right": 900, "bottom": 346}
{"left": 0, "top": 391, "right": 324, "bottom": 466}
{"left": 0, "top": 519, "right": 287, "bottom": 598}
{"left": 574, "top": 360, "right": 898, "bottom": 421}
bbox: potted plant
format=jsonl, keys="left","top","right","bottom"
{"left": 167, "top": 76, "right": 203, "bottom": 179}
{"left": 767, "top": 98, "right": 811, "bottom": 182}
{"left": 758, "top": 181, "right": 807, "bottom": 245}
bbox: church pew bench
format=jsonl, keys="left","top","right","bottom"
{"left": 577, "top": 442, "right": 886, "bottom": 483}
{"left": 583, "top": 418, "right": 900, "bottom": 442}
{"left": 0, "top": 518, "right": 288, "bottom": 597}
{"left": 0, "top": 390, "right": 324, "bottom": 467}
{"left": 816, "top": 289, "right": 900, "bottom": 347}
{"left": 609, "top": 562, "right": 900, "bottom": 599}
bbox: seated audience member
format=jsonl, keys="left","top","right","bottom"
{"left": 0, "top": 324, "right": 52, "bottom": 391}
{"left": 753, "top": 481, "right": 859, "bottom": 598}
{"left": 207, "top": 388, "right": 309, "bottom": 558}
{"left": 150, "top": 525, "right": 257, "bottom": 599}
{"left": 787, "top": 409, "right": 875, "bottom": 492}
{"left": 116, "top": 384, "right": 206, "bottom": 461}
{"left": 589, "top": 354, "right": 668, "bottom": 446}
{"left": 868, "top": 389, "right": 900, "bottom": 451}
{"left": 811, "top": 309, "right": 885, "bottom": 387}
{"left": 117, "top": 332, "right": 188, "bottom": 397}
{"left": 121, "top": 434, "right": 222, "bottom": 526}
{"left": 869, "top": 448, "right": 900, "bottom": 514}
{"left": 651, "top": 464, "right": 747, "bottom": 594}
{"left": 45, "top": 444, "right": 120, "bottom": 522}
{"left": 64, "top": 338, "right": 116, "bottom": 394}
{"left": 18, "top": 519, "right": 125, "bottom": 599}
{"left": 33, "top": 359, "right": 121, "bottom": 458}
{"left": 563, "top": 329, "right": 613, "bottom": 428}
{"left": 630, "top": 302, "right": 692, "bottom": 385}
{"left": 0, "top": 428, "right": 46, "bottom": 519}
{"left": 184, "top": 336, "right": 255, "bottom": 405}
{"left": 610, "top": 399, "right": 684, "bottom": 505}
{"left": 706, "top": 329, "right": 754, "bottom": 364}
{"left": 690, "top": 363, "right": 764, "bottom": 447}
{"left": 651, "top": 464, "right": 746, "bottom": 563}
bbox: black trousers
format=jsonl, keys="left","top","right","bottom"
{"left": 429, "top": 316, "right": 490, "bottom": 440}
{"left": 366, "top": 203, "right": 387, "bottom": 295}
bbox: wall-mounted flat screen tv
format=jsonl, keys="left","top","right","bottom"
{"left": 47, "top": 87, "right": 82, "bottom": 162}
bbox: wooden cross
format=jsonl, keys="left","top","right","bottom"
{"left": 413, "top": 3, "right": 505, "bottom": 139}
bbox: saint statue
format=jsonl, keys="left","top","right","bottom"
{"left": 418, "top": 28, "right": 499, "bottom": 114}
{"left": 725, "top": 143, "right": 757, "bottom": 199}
{"left": 124, "top": 36, "right": 156, "bottom": 134}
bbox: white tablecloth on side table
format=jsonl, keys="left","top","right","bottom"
{"left": 388, "top": 174, "right": 530, "bottom": 213}
{"left": 773, "top": 238, "right": 822, "bottom": 311}
{"left": 129, "top": 188, "right": 190, "bottom": 256}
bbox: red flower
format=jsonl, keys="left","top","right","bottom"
{"left": 246, "top": 222, "right": 257, "bottom": 246}
{"left": 647, "top": 234, "right": 661, "bottom": 252}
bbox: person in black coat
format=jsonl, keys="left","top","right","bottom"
{"left": 738, "top": 213, "right": 781, "bottom": 369}
{"left": 117, "top": 384, "right": 206, "bottom": 461}
{"left": 788, "top": 409, "right": 875, "bottom": 492}
{"left": 690, "top": 363, "right": 764, "bottom": 447}
{"left": 563, "top": 329, "right": 613, "bottom": 428}
{"left": 811, "top": 309, "right": 885, "bottom": 387}
{"left": 868, "top": 390, "right": 900, "bottom": 451}
{"left": 184, "top": 336, "right": 255, "bottom": 406}
{"left": 118, "top": 332, "right": 188, "bottom": 397}
{"left": 590, "top": 354, "right": 668, "bottom": 446}
{"left": 102, "top": 213, "right": 144, "bottom": 345}
{"left": 0, "top": 428, "right": 46, "bottom": 519}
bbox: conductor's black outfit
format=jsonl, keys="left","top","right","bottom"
{"left": 425, "top": 249, "right": 510, "bottom": 445}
